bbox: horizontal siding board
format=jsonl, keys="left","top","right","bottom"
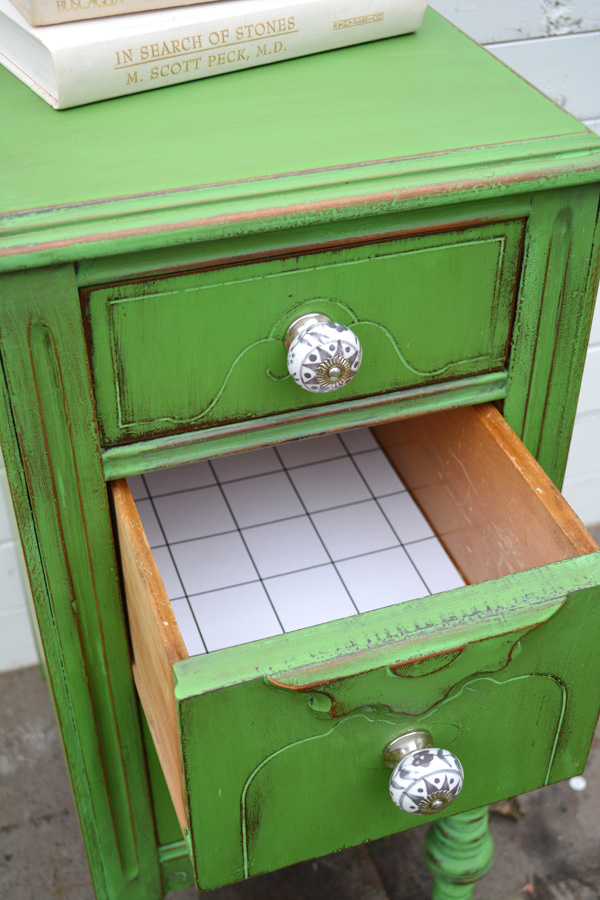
{"left": 0, "top": 607, "right": 38, "bottom": 672}
{"left": 575, "top": 346, "right": 600, "bottom": 416}
{"left": 487, "top": 32, "right": 600, "bottom": 120}
{"left": 430, "top": 0, "right": 600, "bottom": 44}
{"left": 565, "top": 413, "right": 600, "bottom": 478}
{"left": 563, "top": 472, "right": 600, "bottom": 527}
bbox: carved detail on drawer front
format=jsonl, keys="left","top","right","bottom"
{"left": 267, "top": 630, "right": 535, "bottom": 719}
{"left": 85, "top": 220, "right": 524, "bottom": 446}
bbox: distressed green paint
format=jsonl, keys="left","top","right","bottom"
{"left": 87, "top": 182, "right": 600, "bottom": 480}
{"left": 4, "top": 139, "right": 600, "bottom": 275}
{"left": 101, "top": 371, "right": 508, "bottom": 480}
{"left": 504, "top": 186, "right": 600, "bottom": 484}
{"left": 239, "top": 676, "right": 555, "bottom": 877}
{"left": 172, "top": 564, "right": 600, "bottom": 888}
{"left": 0, "top": 267, "right": 160, "bottom": 899}
{"left": 1, "top": 5, "right": 600, "bottom": 897}
{"left": 74, "top": 196, "right": 533, "bottom": 288}
{"left": 26, "top": 321, "right": 140, "bottom": 877}
{"left": 0, "top": 12, "right": 591, "bottom": 216}
{"left": 138, "top": 708, "right": 197, "bottom": 892}
{"left": 85, "top": 220, "right": 522, "bottom": 445}
{"left": 271, "top": 631, "right": 535, "bottom": 716}
{"left": 174, "top": 557, "right": 600, "bottom": 887}
{"left": 425, "top": 808, "right": 494, "bottom": 898}
{"left": 3, "top": 12, "right": 600, "bottom": 272}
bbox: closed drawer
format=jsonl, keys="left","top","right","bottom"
{"left": 86, "top": 219, "right": 524, "bottom": 447}
{"left": 111, "top": 404, "right": 600, "bottom": 890}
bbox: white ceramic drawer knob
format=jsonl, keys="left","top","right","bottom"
{"left": 383, "top": 730, "right": 464, "bottom": 815}
{"left": 284, "top": 313, "right": 362, "bottom": 393}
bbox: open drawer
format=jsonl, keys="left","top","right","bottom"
{"left": 111, "top": 404, "right": 600, "bottom": 890}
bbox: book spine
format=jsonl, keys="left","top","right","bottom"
{"left": 21, "top": 0, "right": 215, "bottom": 28}
{"left": 54, "top": 0, "right": 427, "bottom": 109}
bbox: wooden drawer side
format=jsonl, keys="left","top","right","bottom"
{"left": 373, "top": 404, "right": 598, "bottom": 585}
{"left": 112, "top": 480, "right": 188, "bottom": 834}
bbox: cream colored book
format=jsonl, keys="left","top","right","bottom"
{"left": 0, "top": 0, "right": 427, "bottom": 110}
{"left": 10, "top": 0, "right": 217, "bottom": 27}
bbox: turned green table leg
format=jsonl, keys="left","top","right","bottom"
{"left": 424, "top": 807, "right": 494, "bottom": 899}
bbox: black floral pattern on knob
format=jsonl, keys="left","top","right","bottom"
{"left": 286, "top": 320, "right": 362, "bottom": 393}
{"left": 388, "top": 746, "right": 464, "bottom": 815}
{"left": 411, "top": 750, "right": 435, "bottom": 767}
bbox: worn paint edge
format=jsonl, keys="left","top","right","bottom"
{"left": 172, "top": 552, "right": 600, "bottom": 700}
{"left": 2, "top": 131, "right": 597, "bottom": 230}
{"left": 2, "top": 139, "right": 600, "bottom": 272}
{"left": 101, "top": 371, "right": 507, "bottom": 480}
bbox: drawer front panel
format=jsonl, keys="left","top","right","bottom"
{"left": 174, "top": 570, "right": 600, "bottom": 890}
{"left": 178, "top": 626, "right": 569, "bottom": 886}
{"left": 86, "top": 220, "right": 523, "bottom": 446}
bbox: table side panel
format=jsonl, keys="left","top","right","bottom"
{"left": 504, "top": 184, "right": 600, "bottom": 483}
{"left": 0, "top": 266, "right": 161, "bottom": 900}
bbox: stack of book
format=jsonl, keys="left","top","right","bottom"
{"left": 0, "top": 0, "right": 427, "bottom": 109}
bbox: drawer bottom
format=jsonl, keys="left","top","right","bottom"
{"left": 127, "top": 427, "right": 466, "bottom": 657}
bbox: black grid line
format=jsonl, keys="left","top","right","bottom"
{"left": 346, "top": 451, "right": 433, "bottom": 596}
{"left": 271, "top": 443, "right": 361, "bottom": 616}
{"left": 140, "top": 473, "right": 209, "bottom": 655}
{"left": 131, "top": 428, "right": 464, "bottom": 656}
{"left": 207, "top": 457, "right": 286, "bottom": 636}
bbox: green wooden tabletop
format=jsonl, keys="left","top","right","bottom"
{"left": 2, "top": 8, "right": 600, "bottom": 273}
{"left": 0, "top": 9, "right": 593, "bottom": 212}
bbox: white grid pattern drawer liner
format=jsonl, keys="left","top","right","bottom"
{"left": 127, "top": 429, "right": 464, "bottom": 656}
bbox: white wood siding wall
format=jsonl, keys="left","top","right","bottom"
{"left": 430, "top": 0, "right": 600, "bottom": 529}
{"left": 0, "top": 449, "right": 38, "bottom": 670}
{"left": 1, "top": 1, "right": 599, "bottom": 670}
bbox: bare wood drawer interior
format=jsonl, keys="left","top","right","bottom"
{"left": 111, "top": 404, "right": 599, "bottom": 883}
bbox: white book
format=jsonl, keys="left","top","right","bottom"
{"left": 11, "top": 0, "right": 218, "bottom": 28}
{"left": 0, "top": 0, "right": 427, "bottom": 110}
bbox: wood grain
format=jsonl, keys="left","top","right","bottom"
{"left": 111, "top": 479, "right": 189, "bottom": 834}
{"left": 373, "top": 403, "right": 599, "bottom": 585}
{"left": 489, "top": 32, "right": 600, "bottom": 122}
{"left": 430, "top": 0, "right": 600, "bottom": 44}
